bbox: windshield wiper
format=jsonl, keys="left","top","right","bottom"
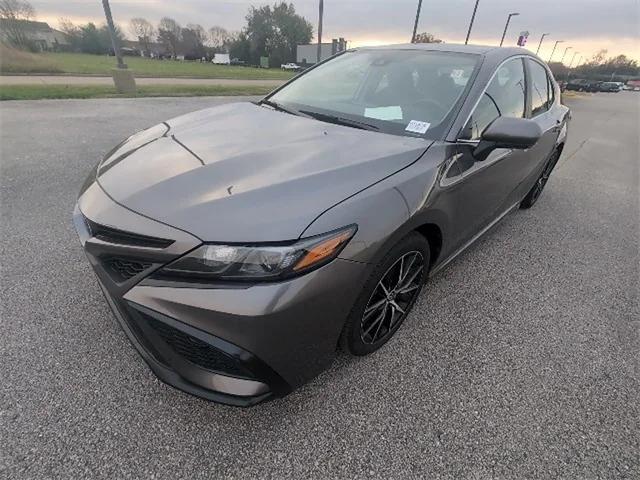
{"left": 260, "top": 99, "right": 300, "bottom": 116}
{"left": 298, "top": 110, "right": 380, "bottom": 132}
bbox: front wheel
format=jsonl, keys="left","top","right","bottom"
{"left": 340, "top": 232, "right": 429, "bottom": 356}
{"left": 520, "top": 149, "right": 561, "bottom": 209}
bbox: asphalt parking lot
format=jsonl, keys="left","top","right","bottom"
{"left": 1, "top": 92, "right": 638, "bottom": 479}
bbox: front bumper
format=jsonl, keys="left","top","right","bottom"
{"left": 74, "top": 182, "right": 367, "bottom": 406}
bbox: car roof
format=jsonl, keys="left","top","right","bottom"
{"left": 355, "top": 42, "right": 534, "bottom": 60}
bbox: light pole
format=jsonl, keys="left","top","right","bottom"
{"left": 500, "top": 12, "right": 519, "bottom": 47}
{"left": 411, "top": 0, "right": 423, "bottom": 43}
{"left": 548, "top": 40, "right": 563, "bottom": 62}
{"left": 465, "top": 0, "right": 480, "bottom": 45}
{"left": 316, "top": 0, "right": 323, "bottom": 63}
{"left": 101, "top": 0, "right": 125, "bottom": 69}
{"left": 568, "top": 51, "right": 578, "bottom": 68}
{"left": 566, "top": 52, "right": 578, "bottom": 81}
{"left": 560, "top": 46, "right": 572, "bottom": 64}
{"left": 536, "top": 33, "right": 549, "bottom": 55}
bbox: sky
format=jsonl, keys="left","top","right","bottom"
{"left": 31, "top": 0, "right": 640, "bottom": 62}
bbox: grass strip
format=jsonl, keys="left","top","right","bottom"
{"left": 0, "top": 84, "right": 273, "bottom": 101}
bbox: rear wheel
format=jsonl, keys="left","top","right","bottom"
{"left": 340, "top": 232, "right": 429, "bottom": 356}
{"left": 520, "top": 149, "right": 561, "bottom": 209}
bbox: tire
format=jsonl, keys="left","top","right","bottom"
{"left": 339, "top": 232, "right": 430, "bottom": 356}
{"left": 520, "top": 148, "right": 561, "bottom": 209}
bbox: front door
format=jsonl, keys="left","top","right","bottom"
{"left": 441, "top": 57, "right": 529, "bottom": 250}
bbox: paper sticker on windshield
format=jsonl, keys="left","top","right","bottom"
{"left": 364, "top": 106, "right": 403, "bottom": 120}
{"left": 405, "top": 120, "right": 430, "bottom": 134}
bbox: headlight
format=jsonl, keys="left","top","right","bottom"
{"left": 158, "top": 225, "right": 357, "bottom": 282}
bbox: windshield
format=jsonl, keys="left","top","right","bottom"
{"left": 268, "top": 49, "right": 480, "bottom": 139}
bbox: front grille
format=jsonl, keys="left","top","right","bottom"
{"left": 84, "top": 217, "right": 174, "bottom": 249}
{"left": 105, "top": 257, "right": 153, "bottom": 281}
{"left": 145, "top": 315, "right": 254, "bottom": 378}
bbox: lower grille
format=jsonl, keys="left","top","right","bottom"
{"left": 105, "top": 257, "right": 152, "bottom": 281}
{"left": 145, "top": 315, "right": 254, "bottom": 378}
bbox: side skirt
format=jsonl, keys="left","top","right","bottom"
{"left": 428, "top": 202, "right": 520, "bottom": 278}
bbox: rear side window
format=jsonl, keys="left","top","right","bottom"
{"left": 461, "top": 57, "right": 526, "bottom": 140}
{"left": 528, "top": 59, "right": 551, "bottom": 116}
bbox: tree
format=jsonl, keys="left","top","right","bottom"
{"left": 59, "top": 17, "right": 81, "bottom": 50}
{"left": 270, "top": 2, "right": 313, "bottom": 66}
{"left": 0, "top": 0, "right": 37, "bottom": 50}
{"left": 588, "top": 49, "right": 608, "bottom": 66}
{"left": 182, "top": 23, "right": 207, "bottom": 58}
{"left": 129, "top": 17, "right": 155, "bottom": 55}
{"left": 243, "top": 2, "right": 312, "bottom": 66}
{"left": 227, "top": 31, "right": 250, "bottom": 60}
{"left": 157, "top": 17, "right": 181, "bottom": 57}
{"left": 57, "top": 18, "right": 123, "bottom": 55}
{"left": 208, "top": 25, "right": 229, "bottom": 51}
{"left": 572, "top": 52, "right": 639, "bottom": 80}
{"left": 413, "top": 32, "right": 443, "bottom": 44}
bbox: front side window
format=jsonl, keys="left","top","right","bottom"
{"left": 268, "top": 49, "right": 480, "bottom": 139}
{"left": 461, "top": 58, "right": 526, "bottom": 140}
{"left": 529, "top": 59, "right": 551, "bottom": 116}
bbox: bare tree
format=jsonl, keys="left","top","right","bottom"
{"left": 0, "top": 0, "right": 36, "bottom": 49}
{"left": 129, "top": 17, "right": 155, "bottom": 55}
{"left": 186, "top": 23, "right": 207, "bottom": 46}
{"left": 208, "top": 25, "right": 229, "bottom": 50}
{"left": 157, "top": 16, "right": 181, "bottom": 57}
{"left": 413, "top": 32, "right": 443, "bottom": 44}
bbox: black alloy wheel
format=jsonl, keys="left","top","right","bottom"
{"left": 340, "top": 232, "right": 429, "bottom": 355}
{"left": 520, "top": 149, "right": 561, "bottom": 209}
{"left": 360, "top": 251, "right": 424, "bottom": 345}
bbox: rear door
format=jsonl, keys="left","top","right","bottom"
{"left": 510, "top": 58, "right": 563, "bottom": 200}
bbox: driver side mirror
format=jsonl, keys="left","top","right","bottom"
{"left": 473, "top": 117, "right": 543, "bottom": 162}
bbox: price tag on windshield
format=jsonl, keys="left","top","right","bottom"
{"left": 405, "top": 120, "right": 430, "bottom": 134}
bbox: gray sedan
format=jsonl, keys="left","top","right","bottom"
{"left": 74, "top": 43, "right": 570, "bottom": 406}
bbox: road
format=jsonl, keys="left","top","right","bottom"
{"left": 0, "top": 75, "right": 286, "bottom": 87}
{"left": 1, "top": 93, "right": 638, "bottom": 479}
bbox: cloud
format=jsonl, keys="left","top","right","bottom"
{"left": 31, "top": 0, "right": 639, "bottom": 59}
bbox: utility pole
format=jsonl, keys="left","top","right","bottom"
{"left": 101, "top": 0, "right": 135, "bottom": 93}
{"left": 411, "top": 0, "right": 423, "bottom": 43}
{"left": 465, "top": 0, "right": 480, "bottom": 45}
{"left": 102, "top": 0, "right": 125, "bottom": 69}
{"left": 500, "top": 12, "right": 519, "bottom": 47}
{"left": 536, "top": 33, "right": 549, "bottom": 55}
{"left": 548, "top": 40, "right": 563, "bottom": 62}
{"left": 560, "top": 46, "right": 572, "bottom": 64}
{"left": 316, "top": 0, "right": 324, "bottom": 63}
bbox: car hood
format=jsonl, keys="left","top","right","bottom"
{"left": 96, "top": 102, "right": 431, "bottom": 242}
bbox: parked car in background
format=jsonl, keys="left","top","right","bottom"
{"left": 585, "top": 81, "right": 604, "bottom": 92}
{"left": 74, "top": 44, "right": 570, "bottom": 406}
{"left": 230, "top": 58, "right": 246, "bottom": 66}
{"left": 625, "top": 80, "right": 640, "bottom": 91}
{"left": 566, "top": 79, "right": 591, "bottom": 91}
{"left": 597, "top": 82, "right": 622, "bottom": 92}
{"left": 281, "top": 62, "right": 301, "bottom": 71}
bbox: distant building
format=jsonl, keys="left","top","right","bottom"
{"left": 0, "top": 19, "right": 69, "bottom": 51}
{"left": 297, "top": 38, "right": 348, "bottom": 65}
